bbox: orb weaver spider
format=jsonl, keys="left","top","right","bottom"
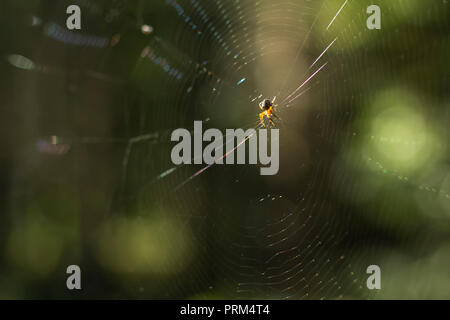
{"left": 259, "top": 96, "right": 279, "bottom": 127}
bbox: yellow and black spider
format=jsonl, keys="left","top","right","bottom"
{"left": 259, "top": 97, "right": 279, "bottom": 127}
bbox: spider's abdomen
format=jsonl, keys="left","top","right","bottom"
{"left": 260, "top": 99, "right": 272, "bottom": 110}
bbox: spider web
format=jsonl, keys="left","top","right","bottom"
{"left": 117, "top": 0, "right": 370, "bottom": 299}
{"left": 115, "top": 0, "right": 364, "bottom": 299}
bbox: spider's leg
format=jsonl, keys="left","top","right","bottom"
{"left": 259, "top": 111, "right": 267, "bottom": 127}
{"left": 268, "top": 116, "right": 275, "bottom": 127}
{"left": 272, "top": 104, "right": 279, "bottom": 112}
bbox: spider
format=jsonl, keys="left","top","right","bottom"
{"left": 259, "top": 97, "right": 279, "bottom": 127}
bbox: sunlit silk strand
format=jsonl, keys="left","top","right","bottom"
{"left": 326, "top": 0, "right": 348, "bottom": 30}
{"left": 309, "top": 37, "right": 337, "bottom": 69}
